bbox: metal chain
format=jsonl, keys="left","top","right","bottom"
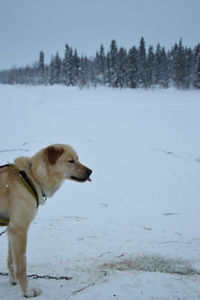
{"left": 0, "top": 272, "right": 9, "bottom": 276}
{"left": 27, "top": 274, "right": 72, "bottom": 280}
{"left": 0, "top": 230, "right": 6, "bottom": 236}
{"left": 0, "top": 272, "right": 72, "bottom": 280}
{"left": 0, "top": 232, "right": 72, "bottom": 281}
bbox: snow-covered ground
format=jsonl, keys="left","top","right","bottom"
{"left": 0, "top": 85, "right": 200, "bottom": 299}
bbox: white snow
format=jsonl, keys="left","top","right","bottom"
{"left": 0, "top": 85, "right": 200, "bottom": 299}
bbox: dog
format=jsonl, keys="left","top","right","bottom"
{"left": 0, "top": 144, "right": 92, "bottom": 297}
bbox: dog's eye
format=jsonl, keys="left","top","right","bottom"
{"left": 68, "top": 160, "right": 75, "bottom": 163}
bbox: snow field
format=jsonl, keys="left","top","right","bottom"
{"left": 0, "top": 85, "right": 200, "bottom": 299}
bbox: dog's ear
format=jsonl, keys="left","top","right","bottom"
{"left": 44, "top": 146, "right": 64, "bottom": 165}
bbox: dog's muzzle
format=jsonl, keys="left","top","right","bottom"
{"left": 71, "top": 168, "right": 92, "bottom": 182}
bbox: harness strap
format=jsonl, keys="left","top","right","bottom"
{"left": 0, "top": 164, "right": 10, "bottom": 169}
{"left": 0, "top": 219, "right": 9, "bottom": 226}
{"left": 9, "top": 164, "right": 39, "bottom": 208}
{"left": 0, "top": 164, "right": 39, "bottom": 226}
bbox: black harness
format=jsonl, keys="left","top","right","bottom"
{"left": 0, "top": 164, "right": 39, "bottom": 226}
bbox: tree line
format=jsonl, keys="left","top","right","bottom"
{"left": 0, "top": 37, "right": 200, "bottom": 89}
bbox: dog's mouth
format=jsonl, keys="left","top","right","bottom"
{"left": 70, "top": 176, "right": 92, "bottom": 182}
{"left": 70, "top": 168, "right": 92, "bottom": 183}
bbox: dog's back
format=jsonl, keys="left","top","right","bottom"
{"left": 0, "top": 166, "right": 14, "bottom": 220}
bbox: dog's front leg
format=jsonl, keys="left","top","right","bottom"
{"left": 8, "top": 226, "right": 41, "bottom": 298}
{"left": 7, "top": 240, "right": 17, "bottom": 285}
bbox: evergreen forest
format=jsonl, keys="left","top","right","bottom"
{"left": 0, "top": 38, "right": 200, "bottom": 89}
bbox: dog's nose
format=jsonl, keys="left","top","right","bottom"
{"left": 87, "top": 168, "right": 92, "bottom": 176}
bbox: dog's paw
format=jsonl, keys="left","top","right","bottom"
{"left": 24, "top": 287, "right": 41, "bottom": 298}
{"left": 9, "top": 276, "right": 18, "bottom": 286}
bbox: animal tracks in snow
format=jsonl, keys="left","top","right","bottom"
{"left": 0, "top": 148, "right": 29, "bottom": 153}
{"left": 152, "top": 147, "right": 200, "bottom": 165}
{"left": 63, "top": 216, "right": 89, "bottom": 221}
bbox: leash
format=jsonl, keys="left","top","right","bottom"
{"left": 0, "top": 272, "right": 72, "bottom": 281}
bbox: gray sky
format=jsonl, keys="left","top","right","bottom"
{"left": 0, "top": 0, "right": 200, "bottom": 69}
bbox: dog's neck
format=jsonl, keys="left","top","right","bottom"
{"left": 28, "top": 161, "right": 47, "bottom": 203}
{"left": 28, "top": 158, "right": 65, "bottom": 199}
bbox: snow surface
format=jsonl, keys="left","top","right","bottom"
{"left": 0, "top": 85, "right": 200, "bottom": 299}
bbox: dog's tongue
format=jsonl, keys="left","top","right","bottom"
{"left": 86, "top": 177, "right": 92, "bottom": 182}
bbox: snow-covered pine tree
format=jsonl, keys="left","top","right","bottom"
{"left": 168, "top": 43, "right": 177, "bottom": 86}
{"left": 78, "top": 56, "right": 90, "bottom": 88}
{"left": 49, "top": 53, "right": 61, "bottom": 85}
{"left": 184, "top": 47, "right": 193, "bottom": 88}
{"left": 171, "top": 39, "right": 186, "bottom": 88}
{"left": 138, "top": 37, "right": 146, "bottom": 88}
{"left": 160, "top": 47, "right": 169, "bottom": 88}
{"left": 54, "top": 52, "right": 62, "bottom": 84}
{"left": 116, "top": 47, "right": 128, "bottom": 88}
{"left": 39, "top": 51, "right": 45, "bottom": 74}
{"left": 49, "top": 56, "right": 55, "bottom": 85}
{"left": 62, "top": 44, "right": 75, "bottom": 86}
{"left": 127, "top": 46, "right": 138, "bottom": 88}
{"left": 146, "top": 45, "right": 154, "bottom": 88}
{"left": 193, "top": 44, "right": 200, "bottom": 89}
{"left": 95, "top": 44, "right": 106, "bottom": 85}
{"left": 93, "top": 49, "right": 101, "bottom": 85}
{"left": 99, "top": 44, "right": 106, "bottom": 84}
{"left": 105, "top": 51, "right": 111, "bottom": 86}
{"left": 72, "top": 49, "right": 80, "bottom": 86}
{"left": 154, "top": 44, "right": 162, "bottom": 86}
{"left": 38, "top": 51, "right": 45, "bottom": 84}
{"left": 108, "top": 40, "right": 118, "bottom": 87}
{"left": 61, "top": 45, "right": 69, "bottom": 84}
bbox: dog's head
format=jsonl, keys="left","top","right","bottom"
{"left": 43, "top": 144, "right": 92, "bottom": 183}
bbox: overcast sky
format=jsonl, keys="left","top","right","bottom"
{"left": 0, "top": 0, "right": 200, "bottom": 69}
